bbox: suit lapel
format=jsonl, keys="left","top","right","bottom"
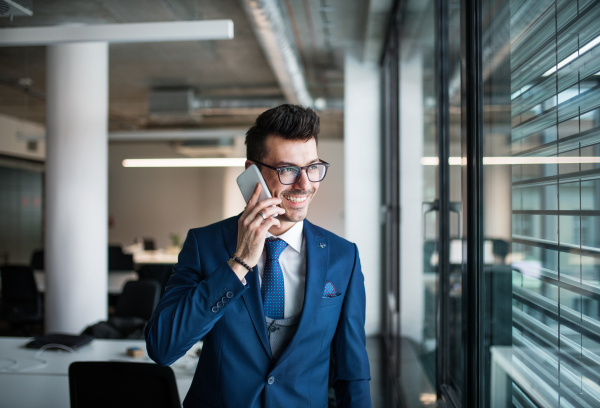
{"left": 275, "top": 219, "right": 328, "bottom": 367}
{"left": 222, "top": 216, "right": 273, "bottom": 360}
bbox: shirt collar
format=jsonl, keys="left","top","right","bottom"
{"left": 266, "top": 220, "right": 304, "bottom": 253}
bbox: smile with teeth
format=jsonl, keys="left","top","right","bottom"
{"left": 283, "top": 195, "right": 308, "bottom": 203}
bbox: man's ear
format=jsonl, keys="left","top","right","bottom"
{"left": 245, "top": 160, "right": 253, "bottom": 169}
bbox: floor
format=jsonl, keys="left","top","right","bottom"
{"left": 367, "top": 336, "right": 401, "bottom": 408}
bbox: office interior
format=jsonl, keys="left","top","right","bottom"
{"left": 1, "top": 0, "right": 599, "bottom": 407}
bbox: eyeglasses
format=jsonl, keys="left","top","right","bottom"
{"left": 253, "top": 160, "right": 330, "bottom": 185}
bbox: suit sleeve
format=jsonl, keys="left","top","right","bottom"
{"left": 332, "top": 244, "right": 372, "bottom": 407}
{"left": 145, "top": 229, "right": 247, "bottom": 366}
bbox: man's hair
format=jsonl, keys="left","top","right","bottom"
{"left": 245, "top": 104, "right": 320, "bottom": 162}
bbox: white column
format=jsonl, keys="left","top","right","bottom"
{"left": 45, "top": 42, "right": 109, "bottom": 334}
{"left": 344, "top": 54, "right": 381, "bottom": 336}
{"left": 399, "top": 50, "right": 424, "bottom": 343}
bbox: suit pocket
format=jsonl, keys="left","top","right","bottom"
{"left": 319, "top": 292, "right": 343, "bottom": 307}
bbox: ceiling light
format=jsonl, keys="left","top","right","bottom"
{"left": 122, "top": 158, "right": 246, "bottom": 167}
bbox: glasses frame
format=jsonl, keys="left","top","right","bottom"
{"left": 252, "top": 159, "right": 330, "bottom": 185}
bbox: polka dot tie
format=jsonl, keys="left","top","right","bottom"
{"left": 262, "top": 237, "right": 288, "bottom": 319}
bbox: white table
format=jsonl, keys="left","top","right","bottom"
{"left": 0, "top": 337, "right": 200, "bottom": 408}
{"left": 33, "top": 271, "right": 139, "bottom": 295}
{"left": 133, "top": 250, "right": 179, "bottom": 265}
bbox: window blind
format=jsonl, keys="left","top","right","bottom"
{"left": 511, "top": 1, "right": 600, "bottom": 407}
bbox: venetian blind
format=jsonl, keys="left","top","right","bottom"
{"left": 510, "top": 0, "right": 600, "bottom": 407}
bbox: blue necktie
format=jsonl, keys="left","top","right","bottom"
{"left": 262, "top": 238, "right": 288, "bottom": 319}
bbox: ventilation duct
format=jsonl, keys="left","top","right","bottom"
{"left": 238, "top": 0, "right": 312, "bottom": 107}
{"left": 148, "top": 88, "right": 285, "bottom": 115}
{"left": 0, "top": 0, "right": 32, "bottom": 17}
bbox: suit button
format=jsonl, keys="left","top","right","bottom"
{"left": 216, "top": 301, "right": 224, "bottom": 308}
{"left": 226, "top": 291, "right": 234, "bottom": 298}
{"left": 267, "top": 376, "right": 275, "bottom": 385}
{"left": 211, "top": 306, "right": 219, "bottom": 313}
{"left": 269, "top": 326, "right": 277, "bottom": 333}
{"left": 222, "top": 297, "right": 229, "bottom": 303}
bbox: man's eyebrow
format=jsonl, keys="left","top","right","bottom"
{"left": 274, "top": 159, "right": 320, "bottom": 167}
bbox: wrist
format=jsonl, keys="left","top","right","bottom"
{"left": 228, "top": 257, "right": 250, "bottom": 281}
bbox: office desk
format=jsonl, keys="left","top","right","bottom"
{"left": 33, "top": 271, "right": 138, "bottom": 295}
{"left": 0, "top": 337, "right": 200, "bottom": 408}
{"left": 133, "top": 250, "right": 178, "bottom": 265}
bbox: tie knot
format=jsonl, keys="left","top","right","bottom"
{"left": 265, "top": 238, "right": 288, "bottom": 260}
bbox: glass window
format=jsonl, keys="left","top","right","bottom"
{"left": 482, "top": 0, "right": 600, "bottom": 406}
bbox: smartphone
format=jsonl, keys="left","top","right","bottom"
{"left": 236, "top": 164, "right": 278, "bottom": 217}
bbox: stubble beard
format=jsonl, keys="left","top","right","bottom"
{"left": 278, "top": 188, "right": 314, "bottom": 223}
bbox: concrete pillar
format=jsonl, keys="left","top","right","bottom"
{"left": 344, "top": 54, "right": 381, "bottom": 336}
{"left": 45, "top": 42, "right": 109, "bottom": 333}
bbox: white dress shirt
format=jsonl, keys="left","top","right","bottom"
{"left": 257, "top": 220, "right": 306, "bottom": 318}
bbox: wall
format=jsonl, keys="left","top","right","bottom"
{"left": 108, "top": 142, "right": 225, "bottom": 249}
{"left": 0, "top": 114, "right": 45, "bottom": 265}
{"left": 0, "top": 113, "right": 45, "bottom": 161}
{"left": 305, "top": 140, "right": 345, "bottom": 237}
{"left": 344, "top": 54, "right": 382, "bottom": 336}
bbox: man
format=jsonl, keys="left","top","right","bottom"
{"left": 145, "top": 104, "right": 371, "bottom": 407}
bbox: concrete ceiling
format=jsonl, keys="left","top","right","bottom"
{"left": 0, "top": 0, "right": 392, "bottom": 139}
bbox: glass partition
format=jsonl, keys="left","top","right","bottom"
{"left": 482, "top": 0, "right": 600, "bottom": 406}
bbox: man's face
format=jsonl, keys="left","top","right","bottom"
{"left": 257, "top": 135, "right": 320, "bottom": 223}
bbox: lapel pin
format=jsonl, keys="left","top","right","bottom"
{"left": 319, "top": 243, "right": 326, "bottom": 248}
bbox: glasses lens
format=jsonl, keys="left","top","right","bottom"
{"left": 307, "top": 164, "right": 327, "bottom": 182}
{"left": 279, "top": 166, "right": 301, "bottom": 184}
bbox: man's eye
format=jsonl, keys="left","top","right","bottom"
{"left": 308, "top": 165, "right": 318, "bottom": 171}
{"left": 281, "top": 167, "right": 296, "bottom": 173}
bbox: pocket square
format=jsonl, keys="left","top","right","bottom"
{"left": 322, "top": 281, "right": 337, "bottom": 298}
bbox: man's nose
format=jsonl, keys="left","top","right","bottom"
{"left": 293, "top": 169, "right": 312, "bottom": 191}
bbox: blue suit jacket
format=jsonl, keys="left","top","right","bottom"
{"left": 145, "top": 216, "right": 371, "bottom": 407}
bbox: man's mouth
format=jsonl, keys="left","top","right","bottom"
{"left": 282, "top": 194, "right": 308, "bottom": 204}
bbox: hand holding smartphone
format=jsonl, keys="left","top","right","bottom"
{"left": 236, "top": 164, "right": 278, "bottom": 217}
{"left": 228, "top": 165, "right": 284, "bottom": 281}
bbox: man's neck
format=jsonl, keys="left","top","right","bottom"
{"left": 268, "top": 219, "right": 297, "bottom": 236}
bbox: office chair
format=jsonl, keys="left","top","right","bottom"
{"left": 0, "top": 265, "right": 43, "bottom": 335}
{"left": 30, "top": 250, "right": 44, "bottom": 270}
{"left": 137, "top": 264, "right": 173, "bottom": 294}
{"left": 108, "top": 246, "right": 134, "bottom": 271}
{"left": 115, "top": 280, "right": 161, "bottom": 321}
{"left": 69, "top": 361, "right": 180, "bottom": 408}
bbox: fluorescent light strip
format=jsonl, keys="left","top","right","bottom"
{"left": 122, "top": 158, "right": 246, "bottom": 167}
{"left": 421, "top": 157, "right": 600, "bottom": 165}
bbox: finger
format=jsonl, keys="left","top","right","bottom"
{"left": 247, "top": 197, "right": 282, "bottom": 221}
{"left": 240, "top": 184, "right": 264, "bottom": 224}
{"left": 251, "top": 196, "right": 283, "bottom": 214}
{"left": 260, "top": 216, "right": 280, "bottom": 232}
{"left": 247, "top": 183, "right": 262, "bottom": 207}
{"left": 260, "top": 205, "right": 285, "bottom": 218}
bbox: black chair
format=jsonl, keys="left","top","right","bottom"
{"left": 30, "top": 250, "right": 44, "bottom": 270}
{"left": 69, "top": 361, "right": 180, "bottom": 408}
{"left": 137, "top": 264, "right": 174, "bottom": 295}
{"left": 0, "top": 265, "right": 43, "bottom": 335}
{"left": 115, "top": 280, "right": 161, "bottom": 321}
{"left": 108, "top": 246, "right": 134, "bottom": 271}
